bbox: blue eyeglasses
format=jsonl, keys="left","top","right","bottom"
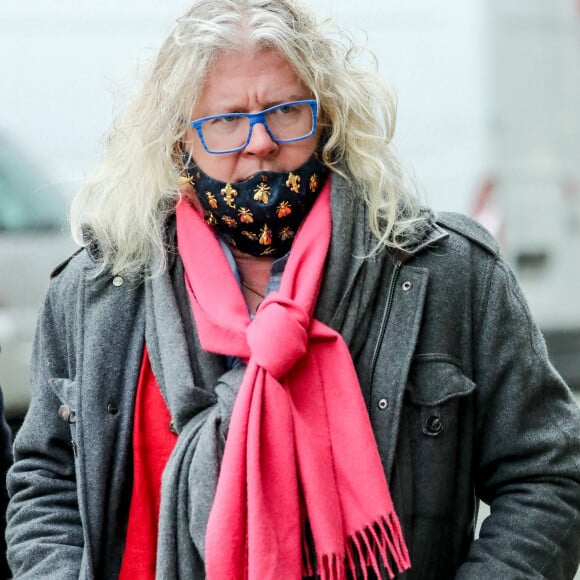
{"left": 190, "top": 99, "right": 318, "bottom": 154}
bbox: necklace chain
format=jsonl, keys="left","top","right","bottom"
{"left": 240, "top": 279, "right": 265, "bottom": 299}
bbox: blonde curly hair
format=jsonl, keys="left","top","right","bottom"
{"left": 70, "top": 0, "right": 429, "bottom": 276}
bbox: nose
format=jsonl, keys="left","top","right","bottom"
{"left": 244, "top": 121, "right": 278, "bottom": 157}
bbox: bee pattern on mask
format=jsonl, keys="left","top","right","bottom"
{"left": 206, "top": 192, "right": 218, "bottom": 209}
{"left": 221, "top": 216, "right": 238, "bottom": 228}
{"left": 182, "top": 151, "right": 328, "bottom": 257}
{"left": 309, "top": 173, "right": 320, "bottom": 193}
{"left": 204, "top": 212, "right": 218, "bottom": 226}
{"left": 178, "top": 174, "right": 196, "bottom": 189}
{"left": 279, "top": 226, "right": 295, "bottom": 241}
{"left": 277, "top": 201, "right": 292, "bottom": 218}
{"left": 238, "top": 207, "right": 254, "bottom": 224}
{"left": 254, "top": 181, "right": 271, "bottom": 204}
{"left": 259, "top": 224, "right": 273, "bottom": 246}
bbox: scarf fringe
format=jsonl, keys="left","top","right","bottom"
{"left": 302, "top": 513, "right": 410, "bottom": 580}
{"left": 302, "top": 516, "right": 315, "bottom": 577}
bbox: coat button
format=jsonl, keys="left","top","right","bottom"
{"left": 402, "top": 280, "right": 413, "bottom": 292}
{"left": 425, "top": 415, "right": 443, "bottom": 435}
{"left": 107, "top": 402, "right": 119, "bottom": 415}
{"left": 377, "top": 398, "right": 389, "bottom": 410}
{"left": 112, "top": 276, "right": 124, "bottom": 287}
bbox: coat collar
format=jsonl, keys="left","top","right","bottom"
{"left": 389, "top": 222, "right": 449, "bottom": 264}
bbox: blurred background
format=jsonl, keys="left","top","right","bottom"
{"left": 0, "top": 0, "right": 579, "bottom": 428}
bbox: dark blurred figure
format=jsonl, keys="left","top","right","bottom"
{"left": 0, "top": 382, "right": 13, "bottom": 579}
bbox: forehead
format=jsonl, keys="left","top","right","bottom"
{"left": 195, "top": 48, "right": 309, "bottom": 114}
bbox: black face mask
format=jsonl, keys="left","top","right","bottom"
{"left": 181, "top": 153, "right": 328, "bottom": 257}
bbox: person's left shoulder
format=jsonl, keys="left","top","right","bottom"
{"left": 435, "top": 211, "right": 500, "bottom": 258}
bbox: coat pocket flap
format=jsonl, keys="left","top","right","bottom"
{"left": 407, "top": 357, "right": 475, "bottom": 406}
{"left": 47, "top": 377, "right": 77, "bottom": 408}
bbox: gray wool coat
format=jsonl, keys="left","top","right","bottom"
{"left": 6, "top": 175, "right": 580, "bottom": 579}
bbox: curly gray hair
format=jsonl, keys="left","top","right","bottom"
{"left": 71, "top": 0, "right": 429, "bottom": 276}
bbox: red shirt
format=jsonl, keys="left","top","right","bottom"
{"left": 119, "top": 347, "right": 177, "bottom": 579}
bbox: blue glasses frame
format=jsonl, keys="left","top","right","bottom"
{"left": 190, "top": 99, "right": 318, "bottom": 154}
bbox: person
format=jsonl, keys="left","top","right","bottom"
{"left": 0, "top": 381, "right": 13, "bottom": 580}
{"left": 5, "top": 0, "right": 580, "bottom": 578}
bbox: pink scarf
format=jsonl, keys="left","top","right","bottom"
{"left": 176, "top": 179, "right": 410, "bottom": 579}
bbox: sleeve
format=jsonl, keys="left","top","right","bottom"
{"left": 456, "top": 257, "right": 580, "bottom": 579}
{"left": 6, "top": 283, "right": 84, "bottom": 579}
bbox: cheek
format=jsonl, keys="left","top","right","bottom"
{"left": 193, "top": 153, "right": 239, "bottom": 182}
{"left": 284, "top": 135, "right": 320, "bottom": 169}
{"left": 185, "top": 130, "right": 237, "bottom": 181}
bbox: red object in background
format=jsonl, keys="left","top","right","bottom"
{"left": 470, "top": 176, "right": 505, "bottom": 245}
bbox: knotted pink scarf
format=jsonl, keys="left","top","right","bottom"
{"left": 176, "top": 178, "right": 410, "bottom": 579}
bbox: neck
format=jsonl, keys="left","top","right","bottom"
{"left": 232, "top": 249, "right": 274, "bottom": 314}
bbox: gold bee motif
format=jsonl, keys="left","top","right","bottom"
{"left": 241, "top": 231, "right": 258, "bottom": 241}
{"left": 221, "top": 183, "right": 238, "bottom": 208}
{"left": 178, "top": 174, "right": 195, "bottom": 187}
{"left": 286, "top": 172, "right": 301, "bottom": 193}
{"left": 277, "top": 201, "right": 292, "bottom": 218}
{"left": 221, "top": 216, "right": 237, "bottom": 228}
{"left": 204, "top": 212, "right": 218, "bottom": 226}
{"left": 309, "top": 173, "right": 319, "bottom": 192}
{"left": 238, "top": 207, "right": 254, "bottom": 223}
{"left": 205, "top": 192, "right": 218, "bottom": 209}
{"left": 178, "top": 175, "right": 196, "bottom": 194}
{"left": 279, "top": 226, "right": 295, "bottom": 241}
{"left": 259, "top": 224, "right": 273, "bottom": 245}
{"left": 253, "top": 182, "right": 271, "bottom": 204}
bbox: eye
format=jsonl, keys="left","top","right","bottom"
{"left": 203, "top": 115, "right": 246, "bottom": 136}
{"left": 221, "top": 114, "right": 240, "bottom": 123}
{"left": 277, "top": 103, "right": 297, "bottom": 114}
{"left": 208, "top": 114, "right": 240, "bottom": 126}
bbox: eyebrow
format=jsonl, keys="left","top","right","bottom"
{"left": 209, "top": 95, "right": 313, "bottom": 115}
{"left": 260, "top": 94, "right": 312, "bottom": 109}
